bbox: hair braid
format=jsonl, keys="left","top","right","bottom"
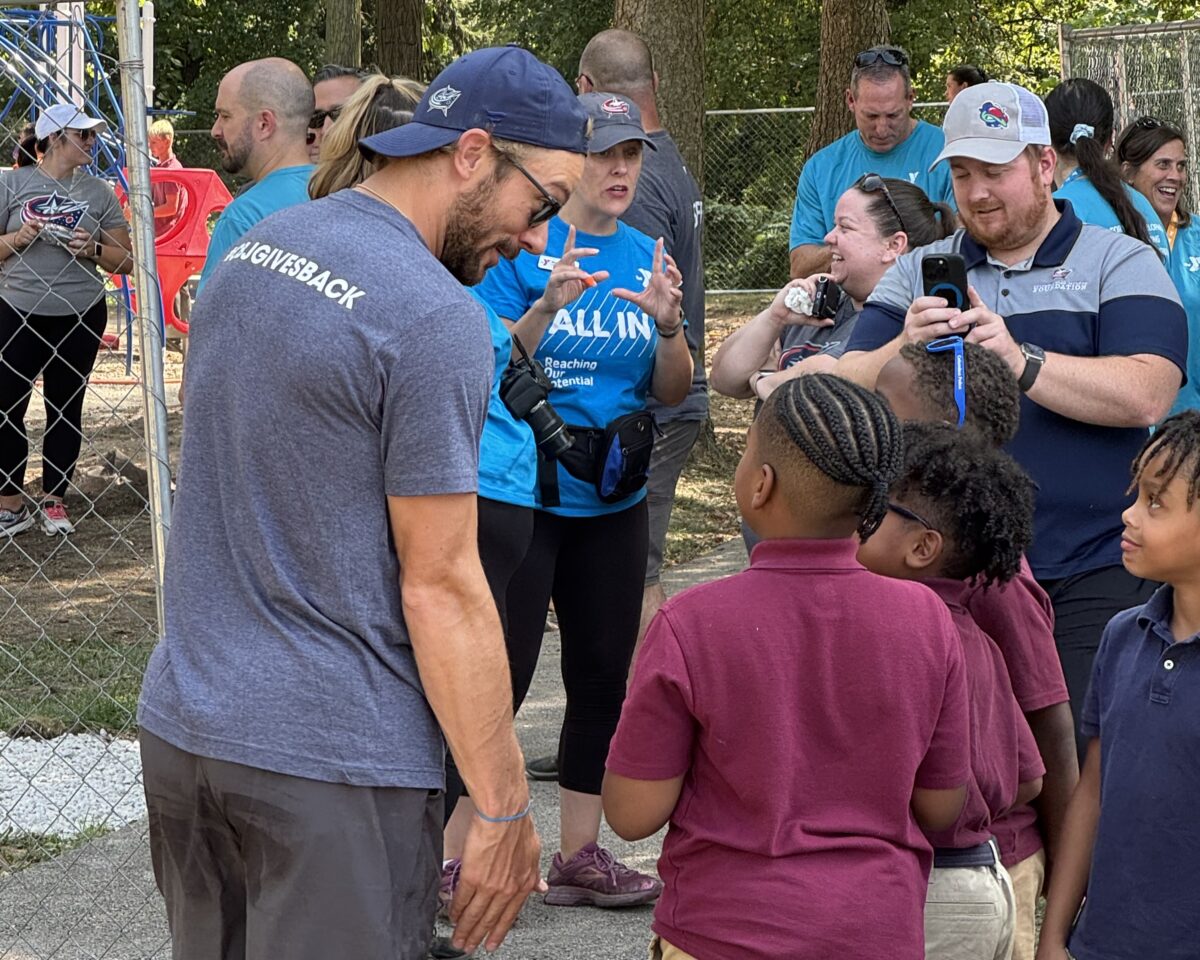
{"left": 1130, "top": 410, "right": 1200, "bottom": 507}
{"left": 769, "top": 374, "right": 903, "bottom": 538}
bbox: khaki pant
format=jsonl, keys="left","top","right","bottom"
{"left": 649, "top": 935, "right": 700, "bottom": 960}
{"left": 1007, "top": 850, "right": 1046, "bottom": 960}
{"left": 925, "top": 855, "right": 1016, "bottom": 960}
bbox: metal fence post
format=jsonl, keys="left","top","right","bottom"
{"left": 115, "top": 0, "right": 171, "bottom": 629}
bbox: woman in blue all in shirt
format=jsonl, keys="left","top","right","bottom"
{"left": 1045, "top": 79, "right": 1170, "bottom": 258}
{"left": 1119, "top": 116, "right": 1200, "bottom": 414}
{"left": 474, "top": 92, "right": 693, "bottom": 908}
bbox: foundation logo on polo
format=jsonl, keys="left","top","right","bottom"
{"left": 601, "top": 97, "right": 630, "bottom": 115}
{"left": 22, "top": 191, "right": 88, "bottom": 231}
{"left": 428, "top": 85, "right": 461, "bottom": 117}
{"left": 979, "top": 102, "right": 1009, "bottom": 129}
{"left": 1033, "top": 267, "right": 1088, "bottom": 293}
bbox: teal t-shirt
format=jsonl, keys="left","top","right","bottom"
{"left": 1053, "top": 168, "right": 1169, "bottom": 259}
{"left": 789, "top": 121, "right": 954, "bottom": 249}
{"left": 474, "top": 216, "right": 659, "bottom": 517}
{"left": 198, "top": 164, "right": 315, "bottom": 291}
{"left": 1168, "top": 220, "right": 1200, "bottom": 414}
{"left": 472, "top": 289, "right": 538, "bottom": 508}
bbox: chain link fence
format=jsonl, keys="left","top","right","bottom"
{"left": 703, "top": 103, "right": 948, "bottom": 294}
{"left": 1061, "top": 19, "right": 1200, "bottom": 208}
{"left": 1, "top": 1, "right": 171, "bottom": 956}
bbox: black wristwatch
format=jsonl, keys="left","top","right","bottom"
{"left": 1017, "top": 342, "right": 1045, "bottom": 393}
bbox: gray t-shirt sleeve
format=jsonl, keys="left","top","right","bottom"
{"left": 96, "top": 184, "right": 128, "bottom": 234}
{"left": 376, "top": 303, "right": 492, "bottom": 498}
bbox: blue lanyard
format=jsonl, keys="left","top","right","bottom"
{"left": 925, "top": 336, "right": 967, "bottom": 427}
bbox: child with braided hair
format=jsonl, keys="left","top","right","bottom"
{"left": 1038, "top": 411, "right": 1200, "bottom": 960}
{"left": 857, "top": 421, "right": 1045, "bottom": 960}
{"left": 876, "top": 341, "right": 1078, "bottom": 960}
{"left": 604, "top": 374, "right": 971, "bottom": 960}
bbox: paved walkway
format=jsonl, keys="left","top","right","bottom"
{"left": 0, "top": 538, "right": 748, "bottom": 960}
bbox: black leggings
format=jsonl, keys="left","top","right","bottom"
{"left": 443, "top": 497, "right": 535, "bottom": 821}
{"left": 1039, "top": 563, "right": 1157, "bottom": 763}
{"left": 0, "top": 298, "right": 107, "bottom": 498}
{"left": 505, "top": 500, "right": 649, "bottom": 796}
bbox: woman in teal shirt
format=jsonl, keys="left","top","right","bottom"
{"left": 1119, "top": 117, "right": 1200, "bottom": 413}
{"left": 1046, "top": 79, "right": 1169, "bottom": 258}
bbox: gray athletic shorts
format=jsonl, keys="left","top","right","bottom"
{"left": 141, "top": 730, "right": 442, "bottom": 960}
{"left": 645, "top": 418, "right": 704, "bottom": 585}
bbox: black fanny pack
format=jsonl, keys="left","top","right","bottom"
{"left": 539, "top": 410, "right": 660, "bottom": 507}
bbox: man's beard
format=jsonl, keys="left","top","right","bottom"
{"left": 217, "top": 127, "right": 252, "bottom": 175}
{"left": 440, "top": 175, "right": 521, "bottom": 285}
{"left": 960, "top": 166, "right": 1051, "bottom": 253}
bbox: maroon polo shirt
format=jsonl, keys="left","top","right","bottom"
{"left": 966, "top": 557, "right": 1068, "bottom": 865}
{"left": 922, "top": 579, "right": 1046, "bottom": 852}
{"left": 607, "top": 538, "right": 971, "bottom": 960}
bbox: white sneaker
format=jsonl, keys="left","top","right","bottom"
{"left": 0, "top": 504, "right": 34, "bottom": 537}
{"left": 40, "top": 500, "right": 75, "bottom": 535}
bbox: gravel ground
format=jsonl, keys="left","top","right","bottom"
{"left": 0, "top": 733, "right": 145, "bottom": 836}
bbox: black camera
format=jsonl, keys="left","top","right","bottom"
{"left": 811, "top": 277, "right": 844, "bottom": 320}
{"left": 499, "top": 353, "right": 574, "bottom": 460}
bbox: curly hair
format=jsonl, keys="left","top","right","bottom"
{"left": 897, "top": 341, "right": 1021, "bottom": 447}
{"left": 1129, "top": 410, "right": 1200, "bottom": 507}
{"left": 762, "top": 373, "right": 903, "bottom": 539}
{"left": 892, "top": 421, "right": 1034, "bottom": 585}
{"left": 309, "top": 74, "right": 424, "bottom": 199}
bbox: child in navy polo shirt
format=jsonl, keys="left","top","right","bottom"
{"left": 877, "top": 342, "right": 1077, "bottom": 960}
{"left": 1038, "top": 411, "right": 1200, "bottom": 960}
{"left": 857, "top": 421, "right": 1045, "bottom": 960}
{"left": 603, "top": 374, "right": 972, "bottom": 960}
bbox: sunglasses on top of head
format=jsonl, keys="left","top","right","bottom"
{"left": 856, "top": 172, "right": 908, "bottom": 234}
{"left": 854, "top": 47, "right": 908, "bottom": 69}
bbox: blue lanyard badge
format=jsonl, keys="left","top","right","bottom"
{"left": 925, "top": 336, "right": 967, "bottom": 427}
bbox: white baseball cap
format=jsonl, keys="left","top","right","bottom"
{"left": 931, "top": 81, "right": 1051, "bottom": 169}
{"left": 34, "top": 103, "right": 108, "bottom": 140}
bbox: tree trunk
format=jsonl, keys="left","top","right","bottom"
{"left": 805, "top": 0, "right": 889, "bottom": 158}
{"left": 613, "top": 0, "right": 705, "bottom": 187}
{"left": 376, "top": 0, "right": 423, "bottom": 79}
{"left": 326, "top": 0, "right": 362, "bottom": 68}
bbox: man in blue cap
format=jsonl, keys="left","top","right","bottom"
{"left": 138, "top": 46, "right": 589, "bottom": 960}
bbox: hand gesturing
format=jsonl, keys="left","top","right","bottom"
{"left": 611, "top": 237, "right": 683, "bottom": 335}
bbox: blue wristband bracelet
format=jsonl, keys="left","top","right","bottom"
{"left": 475, "top": 798, "right": 532, "bottom": 824}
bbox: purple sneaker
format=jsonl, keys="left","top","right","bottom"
{"left": 438, "top": 858, "right": 461, "bottom": 920}
{"left": 544, "top": 842, "right": 662, "bottom": 908}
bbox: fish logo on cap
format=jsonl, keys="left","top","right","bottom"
{"left": 428, "top": 85, "right": 462, "bottom": 117}
{"left": 601, "top": 97, "right": 630, "bottom": 115}
{"left": 979, "top": 102, "right": 1010, "bottom": 129}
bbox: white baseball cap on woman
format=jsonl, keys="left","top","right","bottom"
{"left": 34, "top": 103, "right": 108, "bottom": 140}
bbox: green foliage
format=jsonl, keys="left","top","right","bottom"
{"left": 458, "top": 0, "right": 611, "bottom": 85}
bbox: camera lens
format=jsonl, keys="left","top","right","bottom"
{"left": 526, "top": 399, "right": 574, "bottom": 459}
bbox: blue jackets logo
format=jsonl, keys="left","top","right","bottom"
{"left": 428, "top": 85, "right": 461, "bottom": 117}
{"left": 22, "top": 191, "right": 88, "bottom": 231}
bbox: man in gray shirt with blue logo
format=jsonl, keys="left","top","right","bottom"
{"left": 138, "top": 47, "right": 589, "bottom": 960}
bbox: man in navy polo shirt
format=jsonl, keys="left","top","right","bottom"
{"left": 836, "top": 81, "right": 1188, "bottom": 759}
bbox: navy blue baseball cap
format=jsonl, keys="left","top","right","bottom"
{"left": 578, "top": 93, "right": 657, "bottom": 153}
{"left": 361, "top": 45, "right": 590, "bottom": 158}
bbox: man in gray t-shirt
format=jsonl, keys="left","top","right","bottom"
{"left": 138, "top": 47, "right": 589, "bottom": 960}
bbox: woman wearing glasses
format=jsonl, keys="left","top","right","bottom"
{"left": 0, "top": 103, "right": 131, "bottom": 536}
{"left": 471, "top": 92, "right": 692, "bottom": 909}
{"left": 712, "top": 175, "right": 954, "bottom": 403}
{"left": 1119, "top": 116, "right": 1200, "bottom": 413}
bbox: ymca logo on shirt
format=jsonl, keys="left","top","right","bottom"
{"left": 22, "top": 191, "right": 88, "bottom": 232}
{"left": 1186, "top": 256, "right": 1200, "bottom": 272}
{"left": 907, "top": 172, "right": 919, "bottom": 183}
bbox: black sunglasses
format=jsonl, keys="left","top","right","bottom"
{"left": 888, "top": 502, "right": 935, "bottom": 530}
{"left": 857, "top": 172, "right": 908, "bottom": 235}
{"left": 854, "top": 47, "right": 908, "bottom": 69}
{"left": 1134, "top": 116, "right": 1165, "bottom": 130}
{"left": 492, "top": 146, "right": 561, "bottom": 227}
{"left": 309, "top": 106, "right": 343, "bottom": 129}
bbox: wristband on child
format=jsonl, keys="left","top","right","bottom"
{"left": 474, "top": 798, "right": 533, "bottom": 824}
